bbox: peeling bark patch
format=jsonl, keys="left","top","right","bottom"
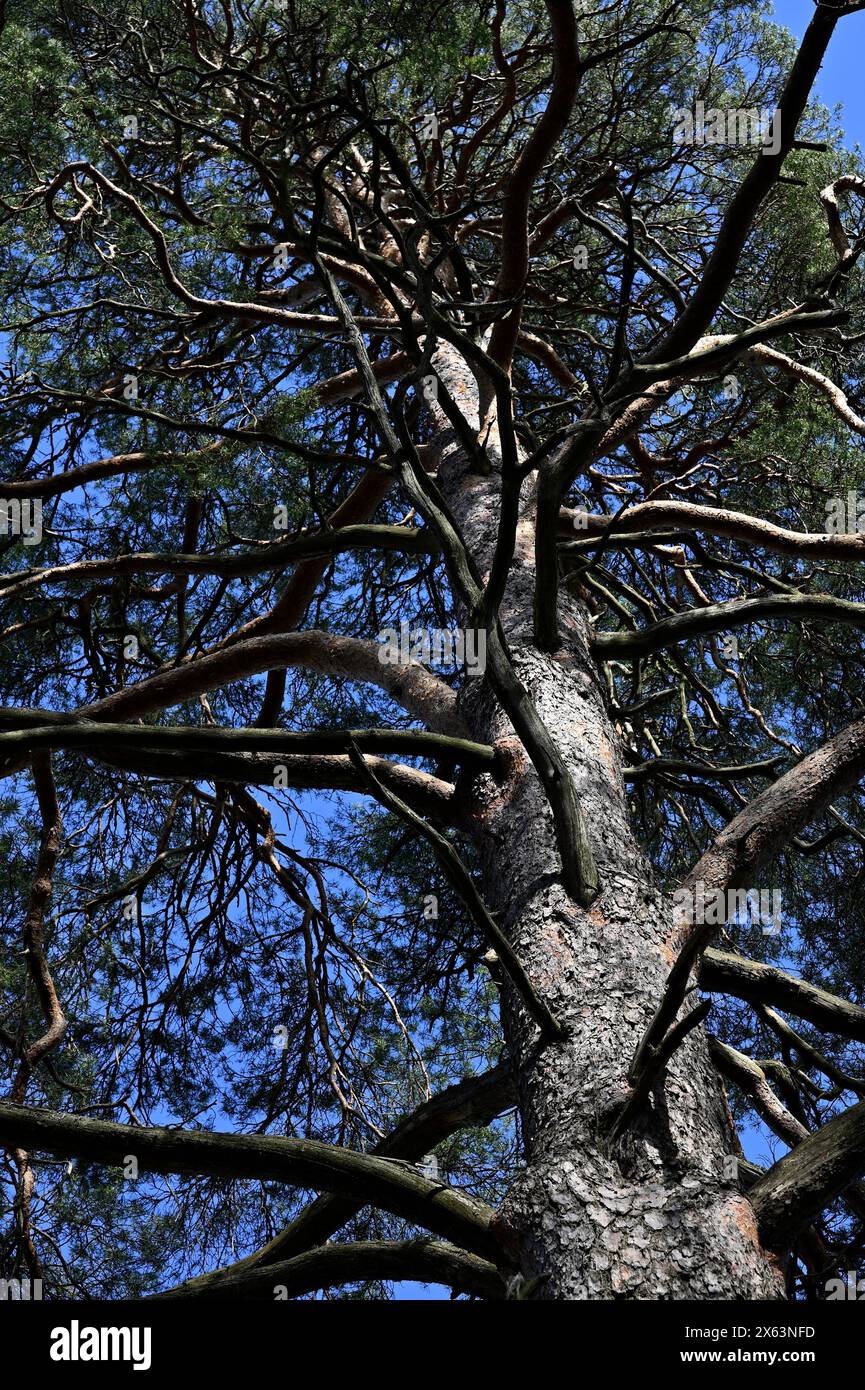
{"left": 726, "top": 1192, "right": 764, "bottom": 1252}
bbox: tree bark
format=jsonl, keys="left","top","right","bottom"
{"left": 431, "top": 348, "right": 785, "bottom": 1299}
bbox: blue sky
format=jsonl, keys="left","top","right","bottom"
{"left": 773, "top": 0, "right": 865, "bottom": 144}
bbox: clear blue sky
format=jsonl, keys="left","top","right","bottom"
{"left": 773, "top": 0, "right": 865, "bottom": 146}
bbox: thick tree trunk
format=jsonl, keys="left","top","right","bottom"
{"left": 430, "top": 351, "right": 785, "bottom": 1299}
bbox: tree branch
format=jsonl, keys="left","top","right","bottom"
{"left": 560, "top": 501, "right": 865, "bottom": 563}
{"left": 701, "top": 949, "right": 865, "bottom": 1044}
{"left": 750, "top": 1099, "right": 865, "bottom": 1250}
{"left": 348, "top": 742, "right": 565, "bottom": 1041}
{"left": 151, "top": 1237, "right": 506, "bottom": 1301}
{"left": 629, "top": 712, "right": 865, "bottom": 1085}
{"left": 643, "top": 1, "right": 849, "bottom": 361}
{"left": 76, "top": 632, "right": 469, "bottom": 738}
{"left": 160, "top": 1063, "right": 515, "bottom": 1296}
{"left": 594, "top": 593, "right": 865, "bottom": 660}
{"left": 0, "top": 718, "right": 495, "bottom": 769}
{"left": 0, "top": 1102, "right": 504, "bottom": 1263}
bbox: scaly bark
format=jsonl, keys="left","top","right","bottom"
{"left": 431, "top": 348, "right": 784, "bottom": 1299}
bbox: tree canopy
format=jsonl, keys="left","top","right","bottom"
{"left": 2, "top": 0, "right": 865, "bottom": 1303}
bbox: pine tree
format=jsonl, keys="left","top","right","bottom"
{"left": 2, "top": 0, "right": 865, "bottom": 1302}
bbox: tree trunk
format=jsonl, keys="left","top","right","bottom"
{"left": 430, "top": 350, "right": 785, "bottom": 1299}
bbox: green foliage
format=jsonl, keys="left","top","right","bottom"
{"left": 1, "top": 0, "right": 864, "bottom": 1302}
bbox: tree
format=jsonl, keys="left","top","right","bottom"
{"left": 2, "top": 0, "right": 865, "bottom": 1302}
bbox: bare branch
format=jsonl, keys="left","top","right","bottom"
{"left": 701, "top": 950, "right": 865, "bottom": 1045}
{"left": 750, "top": 1099, "right": 865, "bottom": 1249}
{"left": 151, "top": 1237, "right": 506, "bottom": 1301}
{"left": 0, "top": 1101, "right": 504, "bottom": 1264}
{"left": 161, "top": 1063, "right": 515, "bottom": 1296}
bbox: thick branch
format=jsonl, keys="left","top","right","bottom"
{"left": 161, "top": 1064, "right": 515, "bottom": 1296}
{"left": 0, "top": 718, "right": 495, "bottom": 769}
{"left": 487, "top": 0, "right": 582, "bottom": 371}
{"left": 701, "top": 950, "right": 865, "bottom": 1044}
{"left": 750, "top": 1099, "right": 865, "bottom": 1249}
{"left": 645, "top": 2, "right": 847, "bottom": 361}
{"left": 76, "top": 632, "right": 469, "bottom": 738}
{"left": 0, "top": 1102, "right": 503, "bottom": 1263}
{"left": 593, "top": 593, "right": 865, "bottom": 660}
{"left": 152, "top": 1238, "right": 505, "bottom": 1301}
{"left": 560, "top": 502, "right": 865, "bottom": 563}
{"left": 630, "top": 712, "right": 865, "bottom": 1085}
{"left": 92, "top": 748, "right": 461, "bottom": 823}
{"left": 0, "top": 526, "right": 437, "bottom": 602}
